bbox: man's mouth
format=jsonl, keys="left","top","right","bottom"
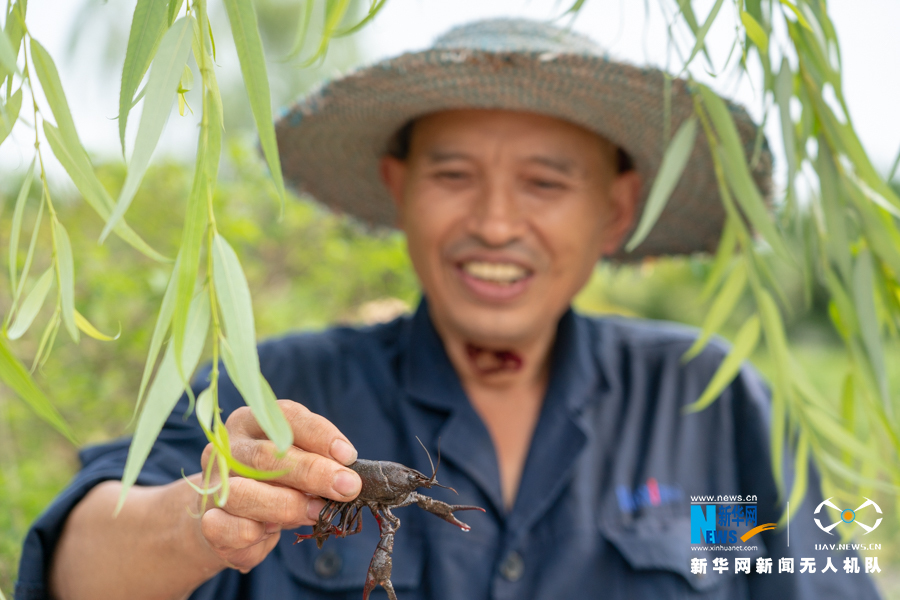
{"left": 460, "top": 261, "right": 530, "bottom": 285}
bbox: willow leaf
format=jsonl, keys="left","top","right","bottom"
{"left": 851, "top": 250, "right": 888, "bottom": 404}
{"left": 196, "top": 385, "right": 213, "bottom": 432}
{"left": 102, "top": 16, "right": 193, "bottom": 243}
{"left": 29, "top": 39, "right": 80, "bottom": 145}
{"left": 717, "top": 146, "right": 791, "bottom": 261}
{"left": 286, "top": 0, "right": 314, "bottom": 58}
{"left": 853, "top": 194, "right": 900, "bottom": 277}
{"left": 167, "top": 0, "right": 183, "bottom": 26}
{"left": 0, "top": 334, "right": 76, "bottom": 444}
{"left": 626, "top": 117, "right": 697, "bottom": 251}
{"left": 740, "top": 11, "right": 768, "bottom": 54}
{"left": 774, "top": 60, "right": 797, "bottom": 189}
{"left": 212, "top": 234, "right": 291, "bottom": 451}
{"left": 135, "top": 253, "right": 181, "bottom": 422}
{"left": 51, "top": 219, "right": 78, "bottom": 343}
{"left": 0, "top": 87, "right": 21, "bottom": 145}
{"left": 682, "top": 0, "right": 725, "bottom": 73}
{"left": 173, "top": 91, "right": 220, "bottom": 376}
{"left": 684, "top": 260, "right": 747, "bottom": 362}
{"left": 7, "top": 267, "right": 53, "bottom": 340}
{"left": 781, "top": 429, "right": 809, "bottom": 526}
{"left": 31, "top": 307, "right": 59, "bottom": 373}
{"left": 8, "top": 157, "right": 34, "bottom": 297}
{"left": 801, "top": 405, "right": 871, "bottom": 463}
{"left": 685, "top": 315, "right": 760, "bottom": 413}
{"left": 0, "top": 27, "right": 20, "bottom": 78}
{"left": 14, "top": 188, "right": 44, "bottom": 310}
{"left": 336, "top": 0, "right": 388, "bottom": 37}
{"left": 43, "top": 123, "right": 169, "bottom": 262}
{"left": 117, "top": 290, "right": 210, "bottom": 514}
{"left": 119, "top": 0, "right": 169, "bottom": 153}
{"left": 778, "top": 0, "right": 812, "bottom": 31}
{"left": 223, "top": 0, "right": 286, "bottom": 211}
{"left": 700, "top": 217, "right": 737, "bottom": 302}
{"left": 815, "top": 143, "right": 851, "bottom": 280}
{"left": 75, "top": 309, "right": 121, "bottom": 341}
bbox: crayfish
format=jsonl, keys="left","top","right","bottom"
{"left": 295, "top": 440, "right": 485, "bottom": 600}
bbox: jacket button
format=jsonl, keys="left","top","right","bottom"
{"left": 314, "top": 550, "right": 342, "bottom": 579}
{"left": 499, "top": 551, "right": 525, "bottom": 582}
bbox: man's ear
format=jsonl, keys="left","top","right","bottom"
{"left": 599, "top": 170, "right": 642, "bottom": 256}
{"left": 379, "top": 155, "right": 407, "bottom": 216}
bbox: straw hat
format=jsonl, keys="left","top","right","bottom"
{"left": 274, "top": 18, "right": 772, "bottom": 260}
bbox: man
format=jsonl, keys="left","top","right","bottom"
{"left": 18, "top": 18, "right": 880, "bottom": 600}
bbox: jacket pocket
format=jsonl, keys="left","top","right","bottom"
{"left": 600, "top": 515, "right": 763, "bottom": 598}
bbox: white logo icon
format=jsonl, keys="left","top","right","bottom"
{"left": 814, "top": 497, "right": 882, "bottom": 535}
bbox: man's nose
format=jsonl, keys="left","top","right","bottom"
{"left": 466, "top": 179, "right": 525, "bottom": 246}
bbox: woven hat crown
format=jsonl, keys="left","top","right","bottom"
{"left": 433, "top": 18, "right": 602, "bottom": 55}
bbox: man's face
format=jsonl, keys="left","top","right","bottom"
{"left": 381, "top": 109, "right": 641, "bottom": 348}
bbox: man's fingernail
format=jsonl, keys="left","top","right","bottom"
{"left": 330, "top": 439, "right": 358, "bottom": 466}
{"left": 307, "top": 497, "right": 326, "bottom": 520}
{"left": 333, "top": 470, "right": 361, "bottom": 497}
{"left": 265, "top": 522, "right": 281, "bottom": 534}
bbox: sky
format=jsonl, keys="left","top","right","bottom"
{"left": 2, "top": 0, "right": 899, "bottom": 189}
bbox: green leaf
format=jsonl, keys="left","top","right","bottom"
{"left": 117, "top": 290, "right": 210, "bottom": 514}
{"left": 30, "top": 39, "right": 81, "bottom": 147}
{"left": 740, "top": 11, "right": 768, "bottom": 54}
{"left": 626, "top": 117, "right": 697, "bottom": 251}
{"left": 336, "top": 0, "right": 388, "bottom": 37}
{"left": 75, "top": 309, "right": 121, "bottom": 341}
{"left": 700, "top": 218, "right": 737, "bottom": 302}
{"left": 779, "top": 0, "right": 813, "bottom": 31}
{"left": 815, "top": 142, "right": 851, "bottom": 281}
{"left": 286, "top": 0, "right": 315, "bottom": 58}
{"left": 8, "top": 157, "right": 34, "bottom": 298}
{"left": 13, "top": 186, "right": 44, "bottom": 313}
{"left": 212, "top": 234, "right": 292, "bottom": 451}
{"left": 222, "top": 0, "right": 286, "bottom": 213}
{"left": 119, "top": 0, "right": 169, "bottom": 154}
{"left": 30, "top": 306, "right": 59, "bottom": 373}
{"left": 851, "top": 250, "right": 888, "bottom": 404}
{"left": 716, "top": 146, "right": 792, "bottom": 261}
{"left": 167, "top": 0, "right": 184, "bottom": 26}
{"left": 0, "top": 87, "right": 22, "bottom": 145}
{"left": 173, "top": 90, "right": 220, "bottom": 377}
{"left": 102, "top": 16, "right": 193, "bottom": 243}
{"left": 684, "top": 314, "right": 760, "bottom": 413}
{"left": 0, "top": 333, "right": 76, "bottom": 444}
{"left": 682, "top": 0, "right": 725, "bottom": 73}
{"left": 781, "top": 429, "right": 809, "bottom": 526}
{"left": 135, "top": 252, "right": 180, "bottom": 422}
{"left": 774, "top": 59, "right": 797, "bottom": 190}
{"left": 196, "top": 385, "right": 213, "bottom": 432}
{"left": 7, "top": 267, "right": 53, "bottom": 340}
{"left": 0, "top": 24, "right": 20, "bottom": 77}
{"left": 43, "top": 123, "right": 169, "bottom": 262}
{"left": 51, "top": 218, "right": 78, "bottom": 343}
{"left": 683, "top": 260, "right": 747, "bottom": 362}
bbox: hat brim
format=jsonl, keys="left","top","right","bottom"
{"left": 275, "top": 49, "right": 772, "bottom": 261}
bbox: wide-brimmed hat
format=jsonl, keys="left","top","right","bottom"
{"left": 274, "top": 18, "right": 771, "bottom": 260}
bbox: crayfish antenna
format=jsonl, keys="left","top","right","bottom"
{"left": 415, "top": 435, "right": 437, "bottom": 480}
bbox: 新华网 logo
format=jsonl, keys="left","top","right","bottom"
{"left": 814, "top": 497, "right": 882, "bottom": 535}
{"left": 690, "top": 496, "right": 776, "bottom": 545}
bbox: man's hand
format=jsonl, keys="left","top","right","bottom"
{"left": 50, "top": 400, "right": 362, "bottom": 600}
{"left": 198, "top": 400, "right": 362, "bottom": 572}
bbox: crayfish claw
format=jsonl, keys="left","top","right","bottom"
{"left": 415, "top": 495, "right": 486, "bottom": 531}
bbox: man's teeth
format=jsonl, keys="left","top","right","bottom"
{"left": 462, "top": 261, "right": 529, "bottom": 284}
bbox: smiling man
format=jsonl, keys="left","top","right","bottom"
{"left": 19, "top": 18, "right": 881, "bottom": 600}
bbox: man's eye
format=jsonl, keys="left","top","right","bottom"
{"left": 530, "top": 179, "right": 565, "bottom": 190}
{"left": 436, "top": 171, "right": 470, "bottom": 181}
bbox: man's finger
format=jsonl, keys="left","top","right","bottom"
{"left": 213, "top": 477, "right": 327, "bottom": 527}
{"left": 226, "top": 401, "right": 358, "bottom": 466}
{"left": 231, "top": 438, "right": 361, "bottom": 501}
{"left": 201, "top": 508, "right": 271, "bottom": 551}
